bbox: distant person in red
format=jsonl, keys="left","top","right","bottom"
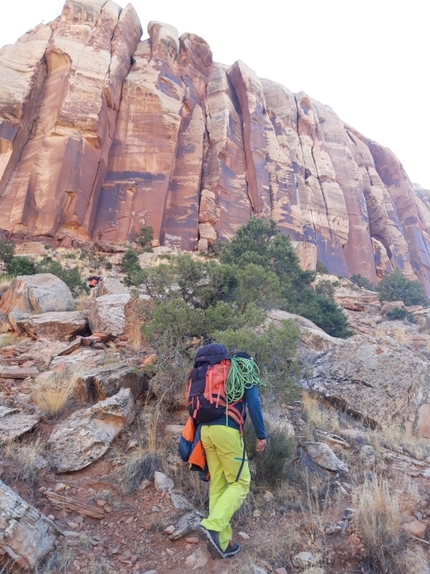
{"left": 87, "top": 276, "right": 102, "bottom": 288}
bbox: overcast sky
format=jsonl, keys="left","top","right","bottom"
{"left": 1, "top": 0, "right": 428, "bottom": 188}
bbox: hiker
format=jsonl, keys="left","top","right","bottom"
{"left": 188, "top": 345, "right": 266, "bottom": 559}
{"left": 87, "top": 275, "right": 102, "bottom": 289}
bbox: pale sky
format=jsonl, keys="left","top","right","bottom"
{"left": 1, "top": 0, "right": 429, "bottom": 188}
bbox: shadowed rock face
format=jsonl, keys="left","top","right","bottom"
{"left": 1, "top": 1, "right": 430, "bottom": 294}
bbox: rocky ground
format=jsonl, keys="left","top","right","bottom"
{"left": 2, "top": 247, "right": 430, "bottom": 573}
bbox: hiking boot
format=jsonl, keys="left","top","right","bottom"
{"left": 223, "top": 542, "right": 241, "bottom": 558}
{"left": 197, "top": 524, "right": 224, "bottom": 559}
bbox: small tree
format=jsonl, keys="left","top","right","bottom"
{"left": 350, "top": 274, "right": 377, "bottom": 291}
{"left": 377, "top": 268, "right": 428, "bottom": 306}
{"left": 0, "top": 240, "right": 15, "bottom": 265}
{"left": 316, "top": 260, "right": 329, "bottom": 274}
{"left": 6, "top": 256, "right": 35, "bottom": 276}
{"left": 122, "top": 249, "right": 140, "bottom": 273}
{"left": 135, "top": 226, "right": 154, "bottom": 248}
{"left": 385, "top": 306, "right": 416, "bottom": 322}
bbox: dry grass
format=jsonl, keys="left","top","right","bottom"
{"left": 1, "top": 437, "right": 46, "bottom": 495}
{"left": 355, "top": 478, "right": 406, "bottom": 573}
{"left": 371, "top": 426, "right": 430, "bottom": 462}
{"left": 301, "top": 392, "right": 341, "bottom": 439}
{"left": 115, "top": 449, "right": 163, "bottom": 495}
{"left": 394, "top": 327, "right": 409, "bottom": 346}
{"left": 251, "top": 527, "right": 301, "bottom": 570}
{"left": 0, "top": 273, "right": 14, "bottom": 293}
{"left": 169, "top": 458, "right": 209, "bottom": 511}
{"left": 40, "top": 543, "right": 74, "bottom": 574}
{"left": 32, "top": 369, "right": 76, "bottom": 420}
{"left": 0, "top": 334, "right": 17, "bottom": 348}
{"left": 74, "top": 295, "right": 91, "bottom": 311}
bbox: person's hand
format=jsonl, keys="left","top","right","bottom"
{"left": 256, "top": 439, "right": 266, "bottom": 452}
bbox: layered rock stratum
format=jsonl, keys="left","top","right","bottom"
{"left": 1, "top": 0, "right": 430, "bottom": 293}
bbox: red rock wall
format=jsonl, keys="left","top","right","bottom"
{"left": 1, "top": 0, "right": 430, "bottom": 294}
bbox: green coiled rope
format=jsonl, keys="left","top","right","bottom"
{"left": 226, "top": 357, "right": 266, "bottom": 404}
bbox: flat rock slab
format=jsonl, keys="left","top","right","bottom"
{"left": 0, "top": 367, "right": 39, "bottom": 379}
{"left": 302, "top": 333, "right": 430, "bottom": 436}
{"left": 55, "top": 338, "right": 82, "bottom": 356}
{"left": 16, "top": 311, "right": 88, "bottom": 341}
{"left": 47, "top": 388, "right": 135, "bottom": 473}
{"left": 0, "top": 480, "right": 58, "bottom": 570}
{"left": 75, "top": 362, "right": 147, "bottom": 402}
{"left": 0, "top": 408, "right": 40, "bottom": 444}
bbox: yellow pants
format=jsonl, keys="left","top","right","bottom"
{"left": 200, "top": 425, "right": 251, "bottom": 551}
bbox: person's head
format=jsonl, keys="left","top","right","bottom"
{"left": 233, "top": 351, "right": 253, "bottom": 361}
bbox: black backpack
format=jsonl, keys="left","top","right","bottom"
{"left": 186, "top": 343, "right": 245, "bottom": 428}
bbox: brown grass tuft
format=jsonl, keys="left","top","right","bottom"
{"left": 355, "top": 478, "right": 406, "bottom": 573}
{"left": 0, "top": 273, "right": 14, "bottom": 293}
{"left": 0, "top": 334, "right": 17, "bottom": 347}
{"left": 32, "top": 369, "right": 76, "bottom": 420}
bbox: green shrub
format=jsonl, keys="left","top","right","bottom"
{"left": 377, "top": 268, "right": 428, "bottom": 306}
{"left": 316, "top": 260, "right": 329, "bottom": 274}
{"left": 64, "top": 253, "right": 76, "bottom": 259}
{"left": 6, "top": 256, "right": 35, "bottom": 276}
{"left": 0, "top": 240, "right": 15, "bottom": 265}
{"left": 135, "top": 225, "right": 154, "bottom": 248}
{"left": 121, "top": 249, "right": 143, "bottom": 285}
{"left": 244, "top": 421, "right": 297, "bottom": 488}
{"left": 315, "top": 279, "right": 335, "bottom": 298}
{"left": 298, "top": 291, "right": 353, "bottom": 338}
{"left": 350, "top": 274, "right": 377, "bottom": 291}
{"left": 385, "top": 306, "right": 416, "bottom": 323}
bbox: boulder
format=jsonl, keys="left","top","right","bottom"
{"left": 154, "top": 471, "right": 174, "bottom": 492}
{"left": 47, "top": 388, "right": 135, "bottom": 472}
{"left": 302, "top": 441, "right": 348, "bottom": 473}
{"left": 87, "top": 294, "right": 131, "bottom": 337}
{"left": 302, "top": 334, "right": 430, "bottom": 436}
{"left": 0, "top": 480, "right": 58, "bottom": 571}
{"left": 16, "top": 311, "right": 88, "bottom": 341}
{"left": 333, "top": 288, "right": 381, "bottom": 314}
{"left": 95, "top": 277, "right": 130, "bottom": 297}
{"left": 168, "top": 511, "right": 204, "bottom": 540}
{"left": 0, "top": 274, "right": 74, "bottom": 316}
{"left": 403, "top": 520, "right": 428, "bottom": 539}
{"left": 0, "top": 407, "right": 40, "bottom": 445}
{"left": 265, "top": 309, "right": 340, "bottom": 355}
{"left": 75, "top": 363, "right": 147, "bottom": 402}
{"left": 292, "top": 552, "right": 323, "bottom": 570}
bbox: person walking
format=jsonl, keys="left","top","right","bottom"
{"left": 197, "top": 350, "right": 266, "bottom": 559}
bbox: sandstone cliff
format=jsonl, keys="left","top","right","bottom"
{"left": 1, "top": 0, "right": 430, "bottom": 293}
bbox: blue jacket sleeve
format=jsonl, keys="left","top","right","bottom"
{"left": 244, "top": 385, "right": 266, "bottom": 440}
